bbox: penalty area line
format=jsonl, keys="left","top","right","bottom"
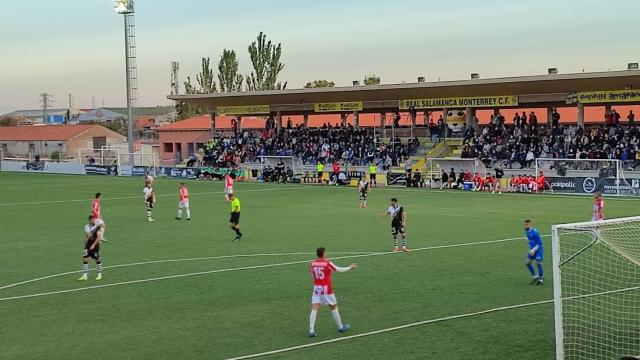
{"left": 224, "top": 298, "right": 554, "bottom": 360}
{"left": 0, "top": 235, "right": 546, "bottom": 301}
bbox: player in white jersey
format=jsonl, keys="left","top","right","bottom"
{"left": 79, "top": 215, "right": 105, "bottom": 281}
{"left": 143, "top": 185, "right": 155, "bottom": 222}
{"left": 358, "top": 177, "right": 369, "bottom": 208}
{"left": 224, "top": 174, "right": 234, "bottom": 201}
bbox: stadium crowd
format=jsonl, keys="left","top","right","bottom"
{"left": 200, "top": 124, "right": 420, "bottom": 168}
{"left": 461, "top": 109, "right": 640, "bottom": 169}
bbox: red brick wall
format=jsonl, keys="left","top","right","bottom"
{"left": 158, "top": 130, "right": 210, "bottom": 165}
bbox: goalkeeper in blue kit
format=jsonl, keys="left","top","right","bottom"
{"left": 524, "top": 219, "right": 544, "bottom": 285}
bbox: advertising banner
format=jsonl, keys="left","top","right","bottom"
{"left": 386, "top": 172, "right": 407, "bottom": 186}
{"left": 85, "top": 165, "right": 118, "bottom": 176}
{"left": 314, "top": 102, "right": 363, "bottom": 112}
{"left": 547, "top": 177, "right": 640, "bottom": 196}
{"left": 399, "top": 95, "right": 518, "bottom": 110}
{"left": 576, "top": 90, "right": 640, "bottom": 104}
{"left": 216, "top": 105, "right": 270, "bottom": 115}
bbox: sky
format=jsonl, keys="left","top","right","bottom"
{"left": 0, "top": 0, "right": 638, "bottom": 113}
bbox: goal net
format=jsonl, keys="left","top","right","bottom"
{"left": 535, "top": 158, "right": 639, "bottom": 196}
{"left": 552, "top": 216, "right": 640, "bottom": 360}
{"left": 258, "top": 156, "right": 304, "bottom": 177}
{"left": 425, "top": 158, "right": 487, "bottom": 187}
{"left": 117, "top": 151, "right": 158, "bottom": 177}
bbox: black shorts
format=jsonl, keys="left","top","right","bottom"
{"left": 83, "top": 246, "right": 100, "bottom": 260}
{"left": 317, "top": 172, "right": 323, "bottom": 178}
{"left": 230, "top": 212, "right": 240, "bottom": 225}
{"left": 391, "top": 220, "right": 405, "bottom": 235}
{"left": 146, "top": 200, "right": 154, "bottom": 211}
{"left": 359, "top": 191, "right": 367, "bottom": 200}
{"left": 370, "top": 174, "right": 376, "bottom": 181}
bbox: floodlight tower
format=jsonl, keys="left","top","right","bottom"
{"left": 114, "top": 0, "right": 138, "bottom": 157}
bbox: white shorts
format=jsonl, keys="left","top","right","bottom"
{"left": 225, "top": 188, "right": 233, "bottom": 195}
{"left": 178, "top": 199, "right": 189, "bottom": 209}
{"left": 311, "top": 286, "right": 337, "bottom": 305}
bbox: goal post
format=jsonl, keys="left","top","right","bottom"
{"left": 535, "top": 158, "right": 639, "bottom": 196}
{"left": 552, "top": 216, "right": 640, "bottom": 360}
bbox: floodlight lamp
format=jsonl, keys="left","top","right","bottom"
{"left": 114, "top": 0, "right": 134, "bottom": 14}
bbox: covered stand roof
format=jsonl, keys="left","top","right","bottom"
{"left": 168, "top": 70, "right": 640, "bottom": 115}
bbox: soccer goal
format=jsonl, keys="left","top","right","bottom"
{"left": 116, "top": 151, "right": 158, "bottom": 177}
{"left": 535, "top": 158, "right": 639, "bottom": 196}
{"left": 552, "top": 216, "right": 640, "bottom": 360}
{"left": 258, "top": 156, "right": 304, "bottom": 177}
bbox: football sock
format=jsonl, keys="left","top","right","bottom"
{"left": 186, "top": 209, "right": 191, "bottom": 219}
{"left": 401, "top": 238, "right": 407, "bottom": 248}
{"left": 234, "top": 228, "right": 241, "bottom": 236}
{"left": 537, "top": 264, "right": 544, "bottom": 279}
{"left": 393, "top": 237, "right": 398, "bottom": 248}
{"left": 146, "top": 210, "right": 152, "bottom": 218}
{"left": 331, "top": 308, "right": 343, "bottom": 328}
{"left": 526, "top": 263, "right": 536, "bottom": 277}
{"left": 82, "top": 262, "right": 89, "bottom": 275}
{"left": 178, "top": 209, "right": 182, "bottom": 219}
{"left": 309, "top": 309, "right": 318, "bottom": 332}
{"left": 96, "top": 261, "right": 102, "bottom": 274}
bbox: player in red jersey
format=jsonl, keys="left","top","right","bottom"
{"left": 536, "top": 171, "right": 546, "bottom": 193}
{"left": 472, "top": 172, "right": 483, "bottom": 191}
{"left": 224, "top": 174, "right": 234, "bottom": 201}
{"left": 484, "top": 175, "right": 496, "bottom": 192}
{"left": 592, "top": 192, "right": 604, "bottom": 221}
{"left": 90, "top": 193, "right": 107, "bottom": 241}
{"left": 175, "top": 183, "right": 191, "bottom": 221}
{"left": 308, "top": 247, "right": 358, "bottom": 337}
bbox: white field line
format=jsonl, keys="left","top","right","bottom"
{"left": 225, "top": 284, "right": 640, "bottom": 360}
{"left": 0, "top": 235, "right": 541, "bottom": 302}
{"left": 0, "top": 186, "right": 303, "bottom": 206}
{"left": 225, "top": 299, "right": 554, "bottom": 360}
{"left": 0, "top": 252, "right": 371, "bottom": 291}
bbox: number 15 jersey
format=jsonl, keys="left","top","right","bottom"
{"left": 309, "top": 259, "right": 337, "bottom": 295}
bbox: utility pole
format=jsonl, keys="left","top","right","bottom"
{"left": 92, "top": 94, "right": 96, "bottom": 109}
{"left": 40, "top": 93, "right": 53, "bottom": 124}
{"left": 68, "top": 93, "right": 74, "bottom": 109}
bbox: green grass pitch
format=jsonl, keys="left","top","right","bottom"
{"left": 1, "top": 172, "right": 638, "bottom": 359}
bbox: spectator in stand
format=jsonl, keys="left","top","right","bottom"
{"left": 628, "top": 110, "right": 635, "bottom": 126}
{"left": 529, "top": 111, "right": 538, "bottom": 127}
{"left": 513, "top": 113, "right": 521, "bottom": 128}
{"left": 551, "top": 108, "right": 560, "bottom": 128}
{"left": 448, "top": 168, "right": 456, "bottom": 189}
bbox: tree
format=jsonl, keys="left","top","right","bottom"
{"left": 175, "top": 76, "right": 200, "bottom": 120}
{"left": 363, "top": 74, "right": 381, "bottom": 85}
{"left": 217, "top": 49, "right": 244, "bottom": 92}
{"left": 304, "top": 80, "right": 335, "bottom": 88}
{"left": 196, "top": 57, "right": 216, "bottom": 94}
{"left": 0, "top": 116, "right": 19, "bottom": 126}
{"left": 246, "top": 32, "right": 285, "bottom": 91}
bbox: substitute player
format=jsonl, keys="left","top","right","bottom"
{"left": 228, "top": 193, "right": 242, "bottom": 241}
{"left": 175, "top": 182, "right": 191, "bottom": 221}
{"left": 79, "top": 215, "right": 104, "bottom": 281}
{"left": 524, "top": 219, "right": 544, "bottom": 285}
{"left": 224, "top": 173, "right": 234, "bottom": 201}
{"left": 387, "top": 198, "right": 408, "bottom": 252}
{"left": 308, "top": 247, "right": 358, "bottom": 337}
{"left": 143, "top": 182, "right": 155, "bottom": 222}
{"left": 358, "top": 176, "right": 369, "bottom": 208}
